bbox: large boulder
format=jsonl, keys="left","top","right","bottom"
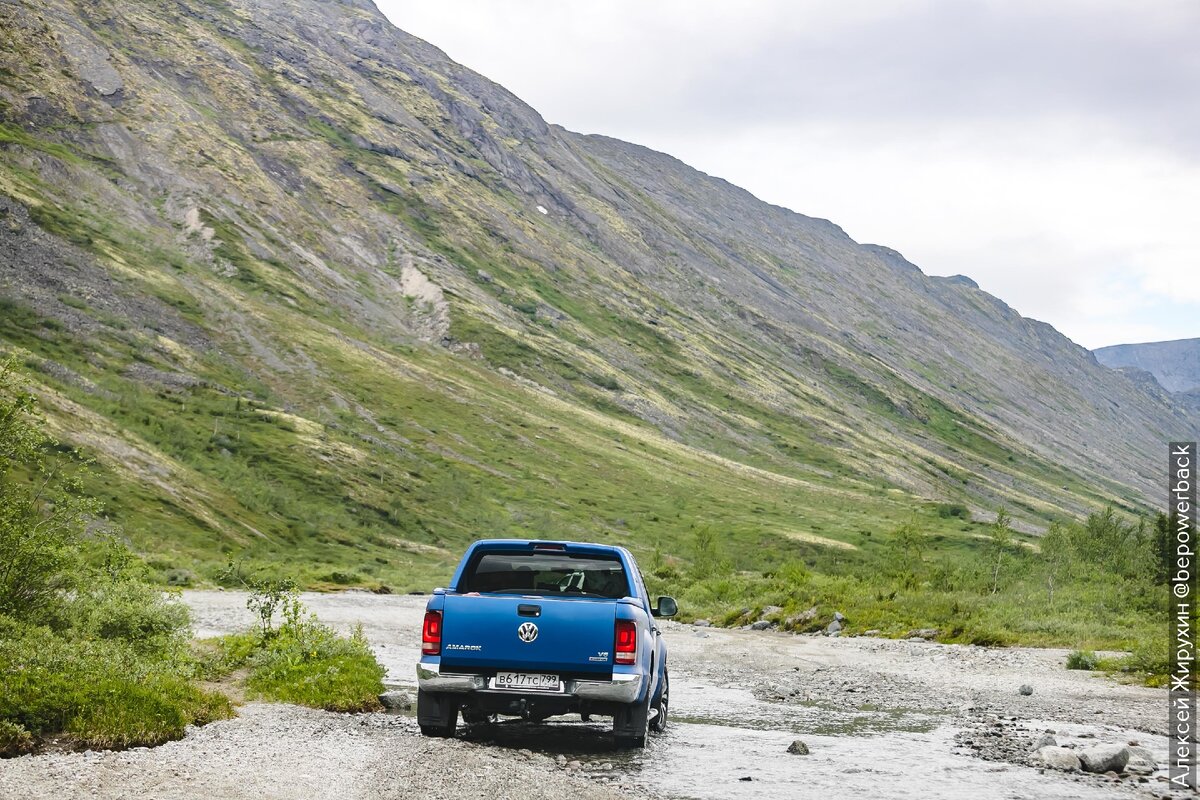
{"left": 1037, "top": 746, "right": 1081, "bottom": 771}
{"left": 1077, "top": 744, "right": 1131, "bottom": 774}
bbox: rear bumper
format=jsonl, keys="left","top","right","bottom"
{"left": 416, "top": 662, "right": 642, "bottom": 704}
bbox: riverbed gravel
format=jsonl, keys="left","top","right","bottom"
{"left": 0, "top": 591, "right": 1189, "bottom": 800}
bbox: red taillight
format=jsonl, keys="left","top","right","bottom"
{"left": 422, "top": 610, "right": 442, "bottom": 655}
{"left": 614, "top": 620, "right": 637, "bottom": 665}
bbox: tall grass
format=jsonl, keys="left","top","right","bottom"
{"left": 647, "top": 510, "right": 1171, "bottom": 676}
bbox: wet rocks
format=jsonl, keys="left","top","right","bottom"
{"left": 1017, "top": 684, "right": 1034, "bottom": 696}
{"left": 1030, "top": 732, "right": 1057, "bottom": 751}
{"left": 1036, "top": 746, "right": 1082, "bottom": 771}
{"left": 1126, "top": 746, "right": 1158, "bottom": 774}
{"left": 1077, "top": 744, "right": 1130, "bottom": 774}
{"left": 787, "top": 740, "right": 810, "bottom": 755}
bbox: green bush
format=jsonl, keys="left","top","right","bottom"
{"left": 0, "top": 627, "right": 231, "bottom": 752}
{"left": 1066, "top": 650, "right": 1099, "bottom": 670}
{"left": 0, "top": 720, "right": 33, "bottom": 757}
{"left": 63, "top": 580, "right": 192, "bottom": 659}
{"left": 1096, "top": 640, "right": 1170, "bottom": 686}
{"left": 936, "top": 503, "right": 970, "bottom": 519}
{"left": 207, "top": 583, "right": 384, "bottom": 712}
{"left": 245, "top": 621, "right": 384, "bottom": 712}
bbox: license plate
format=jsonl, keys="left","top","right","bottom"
{"left": 492, "top": 672, "right": 561, "bottom": 692}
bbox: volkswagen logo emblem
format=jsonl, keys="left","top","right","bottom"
{"left": 517, "top": 622, "right": 538, "bottom": 643}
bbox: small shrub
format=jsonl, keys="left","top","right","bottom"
{"left": 1098, "top": 640, "right": 1170, "bottom": 686}
{"left": 245, "top": 621, "right": 384, "bottom": 712}
{"left": 165, "top": 569, "right": 193, "bottom": 587}
{"left": 208, "top": 590, "right": 385, "bottom": 712}
{"left": 936, "top": 503, "right": 970, "bottom": 519}
{"left": 0, "top": 720, "right": 33, "bottom": 757}
{"left": 591, "top": 373, "right": 621, "bottom": 392}
{"left": 1066, "top": 650, "right": 1099, "bottom": 671}
{"left": 65, "top": 580, "right": 191, "bottom": 659}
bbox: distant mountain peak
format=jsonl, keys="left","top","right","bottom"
{"left": 1094, "top": 338, "right": 1200, "bottom": 393}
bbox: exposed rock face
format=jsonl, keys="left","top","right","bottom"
{"left": 47, "top": 16, "right": 124, "bottom": 96}
{"left": 1095, "top": 338, "right": 1200, "bottom": 393}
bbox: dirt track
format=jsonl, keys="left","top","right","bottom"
{"left": 0, "top": 591, "right": 1186, "bottom": 800}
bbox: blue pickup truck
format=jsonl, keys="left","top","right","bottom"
{"left": 416, "top": 539, "right": 677, "bottom": 748}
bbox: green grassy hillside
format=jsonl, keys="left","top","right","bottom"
{"left": 0, "top": 0, "right": 1190, "bottom": 654}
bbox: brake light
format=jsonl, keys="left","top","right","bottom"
{"left": 614, "top": 619, "right": 637, "bottom": 665}
{"left": 422, "top": 610, "right": 442, "bottom": 655}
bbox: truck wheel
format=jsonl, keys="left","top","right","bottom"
{"left": 650, "top": 670, "right": 669, "bottom": 733}
{"left": 417, "top": 689, "right": 458, "bottom": 738}
{"left": 613, "top": 693, "right": 649, "bottom": 748}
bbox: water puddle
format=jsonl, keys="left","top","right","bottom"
{"left": 454, "top": 673, "right": 1142, "bottom": 799}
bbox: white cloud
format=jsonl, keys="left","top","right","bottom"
{"left": 376, "top": 0, "right": 1199, "bottom": 349}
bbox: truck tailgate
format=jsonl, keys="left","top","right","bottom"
{"left": 439, "top": 594, "right": 616, "bottom": 676}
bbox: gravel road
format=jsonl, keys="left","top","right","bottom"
{"left": 0, "top": 591, "right": 1188, "bottom": 800}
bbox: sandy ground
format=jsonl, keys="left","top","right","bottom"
{"left": 0, "top": 591, "right": 1189, "bottom": 800}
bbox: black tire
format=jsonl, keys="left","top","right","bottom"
{"left": 417, "top": 689, "right": 458, "bottom": 738}
{"left": 613, "top": 692, "right": 650, "bottom": 749}
{"left": 650, "top": 670, "right": 669, "bottom": 733}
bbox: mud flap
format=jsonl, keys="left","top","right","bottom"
{"left": 417, "top": 690, "right": 459, "bottom": 737}
{"left": 612, "top": 695, "right": 649, "bottom": 747}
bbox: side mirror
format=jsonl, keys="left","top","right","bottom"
{"left": 653, "top": 596, "right": 678, "bottom": 618}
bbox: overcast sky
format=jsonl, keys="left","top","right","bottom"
{"left": 377, "top": 0, "right": 1198, "bottom": 349}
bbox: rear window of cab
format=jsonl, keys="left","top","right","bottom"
{"left": 459, "top": 552, "right": 631, "bottom": 598}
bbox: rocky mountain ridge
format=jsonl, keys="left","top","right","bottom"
{"left": 1094, "top": 338, "right": 1200, "bottom": 394}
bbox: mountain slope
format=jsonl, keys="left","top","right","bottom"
{"left": 1095, "top": 338, "right": 1200, "bottom": 393}
{"left": 0, "top": 0, "right": 1193, "bottom": 586}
